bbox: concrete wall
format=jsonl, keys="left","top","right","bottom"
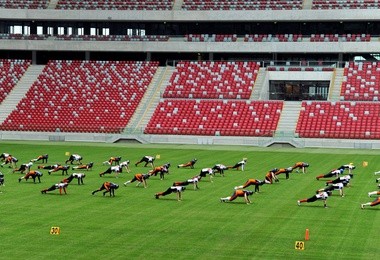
{"left": 1, "top": 40, "right": 379, "bottom": 54}
{"left": 2, "top": 131, "right": 380, "bottom": 149}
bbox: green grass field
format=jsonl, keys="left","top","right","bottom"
{"left": 0, "top": 141, "right": 379, "bottom": 259}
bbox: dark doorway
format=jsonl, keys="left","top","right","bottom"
{"left": 269, "top": 81, "right": 330, "bottom": 101}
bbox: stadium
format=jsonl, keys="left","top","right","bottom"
{"left": 0, "top": 1, "right": 379, "bottom": 259}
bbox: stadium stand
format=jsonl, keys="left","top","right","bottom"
{"left": 310, "top": 34, "right": 371, "bottom": 42}
{"left": 0, "top": 0, "right": 49, "bottom": 9}
{"left": 0, "top": 34, "right": 48, "bottom": 40}
{"left": 244, "top": 34, "right": 303, "bottom": 42}
{"left": 0, "top": 60, "right": 159, "bottom": 133}
{"left": 0, "top": 59, "right": 31, "bottom": 104}
{"left": 163, "top": 61, "right": 259, "bottom": 99}
{"left": 185, "top": 34, "right": 238, "bottom": 42}
{"left": 145, "top": 99, "right": 283, "bottom": 137}
{"left": 312, "top": 0, "right": 380, "bottom": 9}
{"left": 55, "top": 0, "right": 173, "bottom": 10}
{"left": 182, "top": 0, "right": 303, "bottom": 10}
{"left": 340, "top": 61, "right": 380, "bottom": 101}
{"left": 296, "top": 101, "right": 380, "bottom": 139}
{"left": 54, "top": 35, "right": 169, "bottom": 41}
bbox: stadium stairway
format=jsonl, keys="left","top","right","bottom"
{"left": 126, "top": 66, "right": 175, "bottom": 134}
{"left": 274, "top": 101, "right": 302, "bottom": 137}
{"left": 0, "top": 65, "right": 45, "bottom": 124}
{"left": 329, "top": 68, "right": 344, "bottom": 101}
{"left": 250, "top": 68, "right": 267, "bottom": 100}
{"left": 173, "top": 0, "right": 184, "bottom": 10}
{"left": 47, "top": 0, "right": 59, "bottom": 9}
{"left": 303, "top": 0, "right": 313, "bottom": 9}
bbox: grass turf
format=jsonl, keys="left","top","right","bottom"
{"left": 0, "top": 141, "right": 378, "bottom": 259}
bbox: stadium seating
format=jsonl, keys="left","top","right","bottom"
{"left": 0, "top": 60, "right": 159, "bottom": 133}
{"left": 310, "top": 33, "right": 371, "bottom": 42}
{"left": 296, "top": 101, "right": 380, "bottom": 139}
{"left": 182, "top": 0, "right": 302, "bottom": 10}
{"left": 56, "top": 0, "right": 173, "bottom": 10}
{"left": 312, "top": 0, "right": 380, "bottom": 9}
{"left": 185, "top": 34, "right": 238, "bottom": 42}
{"left": 55, "top": 35, "right": 169, "bottom": 41}
{"left": 0, "top": 34, "right": 48, "bottom": 40}
{"left": 340, "top": 61, "right": 380, "bottom": 101}
{"left": 244, "top": 34, "right": 303, "bottom": 42}
{"left": 0, "top": 0, "right": 49, "bottom": 9}
{"left": 145, "top": 99, "right": 283, "bottom": 136}
{"left": 163, "top": 61, "right": 259, "bottom": 99}
{"left": 0, "top": 59, "right": 31, "bottom": 104}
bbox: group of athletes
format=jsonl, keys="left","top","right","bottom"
{"left": 0, "top": 151, "right": 379, "bottom": 209}
{"left": 0, "top": 152, "right": 246, "bottom": 199}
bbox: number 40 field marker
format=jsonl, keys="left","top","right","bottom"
{"left": 295, "top": 241, "right": 305, "bottom": 250}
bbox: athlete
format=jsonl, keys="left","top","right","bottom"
{"left": 72, "top": 162, "right": 93, "bottom": 171}
{"left": 274, "top": 167, "right": 293, "bottom": 180}
{"left": 234, "top": 179, "right": 265, "bottom": 193}
{"left": 99, "top": 161, "right": 130, "bottom": 177}
{"left": 338, "top": 163, "right": 356, "bottom": 174}
{"left": 315, "top": 168, "right": 343, "bottom": 180}
{"left": 0, "top": 155, "right": 18, "bottom": 168}
{"left": 172, "top": 175, "right": 201, "bottom": 190}
{"left": 155, "top": 186, "right": 186, "bottom": 201}
{"left": 227, "top": 159, "right": 247, "bottom": 171}
{"left": 30, "top": 154, "right": 48, "bottom": 163}
{"left": 212, "top": 164, "right": 228, "bottom": 177}
{"left": 135, "top": 155, "right": 155, "bottom": 168}
{"left": 38, "top": 164, "right": 60, "bottom": 170}
{"left": 41, "top": 182, "right": 69, "bottom": 195}
{"left": 18, "top": 170, "right": 43, "bottom": 183}
{"left": 91, "top": 182, "right": 119, "bottom": 197}
{"left": 199, "top": 168, "right": 214, "bottom": 182}
{"left": 177, "top": 158, "right": 197, "bottom": 169}
{"left": 62, "top": 173, "right": 86, "bottom": 185}
{"left": 325, "top": 174, "right": 353, "bottom": 186}
{"left": 0, "top": 153, "right": 10, "bottom": 161}
{"left": 123, "top": 173, "right": 150, "bottom": 188}
{"left": 13, "top": 162, "right": 33, "bottom": 174}
{"left": 361, "top": 191, "right": 380, "bottom": 209}
{"left": 0, "top": 171, "right": 4, "bottom": 186}
{"left": 48, "top": 165, "right": 69, "bottom": 175}
{"left": 148, "top": 163, "right": 170, "bottom": 180}
{"left": 263, "top": 168, "right": 277, "bottom": 184}
{"left": 297, "top": 191, "right": 331, "bottom": 208}
{"left": 220, "top": 189, "right": 254, "bottom": 204}
{"left": 292, "top": 162, "right": 309, "bottom": 173}
{"left": 103, "top": 156, "right": 122, "bottom": 166}
{"left": 65, "top": 154, "right": 83, "bottom": 164}
{"left": 317, "top": 183, "right": 345, "bottom": 197}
